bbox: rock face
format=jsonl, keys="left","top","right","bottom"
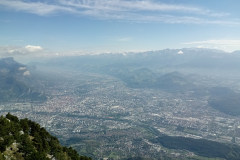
{"left": 0, "top": 113, "right": 92, "bottom": 160}
{"left": 0, "top": 57, "right": 25, "bottom": 71}
{"left": 0, "top": 57, "right": 46, "bottom": 102}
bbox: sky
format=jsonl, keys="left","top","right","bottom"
{"left": 0, "top": 0, "right": 240, "bottom": 60}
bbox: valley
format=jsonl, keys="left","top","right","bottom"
{"left": 1, "top": 54, "right": 240, "bottom": 159}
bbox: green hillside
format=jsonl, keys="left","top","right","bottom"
{"left": 0, "top": 113, "right": 92, "bottom": 160}
{"left": 100, "top": 66, "right": 195, "bottom": 91}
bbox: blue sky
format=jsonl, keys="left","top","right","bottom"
{"left": 0, "top": 0, "right": 240, "bottom": 59}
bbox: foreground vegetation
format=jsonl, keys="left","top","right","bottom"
{"left": 0, "top": 113, "right": 91, "bottom": 160}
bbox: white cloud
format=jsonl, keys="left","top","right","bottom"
{"left": 183, "top": 39, "right": 240, "bottom": 46}
{"left": 117, "top": 37, "right": 132, "bottom": 42}
{"left": 57, "top": 0, "right": 230, "bottom": 18}
{"left": 177, "top": 51, "right": 183, "bottom": 54}
{"left": 0, "top": 45, "right": 43, "bottom": 56}
{"left": 197, "top": 45, "right": 205, "bottom": 48}
{"left": 0, "top": 0, "right": 76, "bottom": 16}
{"left": 25, "top": 45, "right": 43, "bottom": 52}
{"left": 183, "top": 39, "right": 240, "bottom": 52}
{"left": 18, "top": 67, "right": 26, "bottom": 70}
{"left": 23, "top": 70, "right": 30, "bottom": 76}
{"left": 0, "top": 0, "right": 238, "bottom": 25}
{"left": 59, "top": 0, "right": 204, "bottom": 13}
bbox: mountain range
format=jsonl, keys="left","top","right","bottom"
{"left": 34, "top": 48, "right": 240, "bottom": 71}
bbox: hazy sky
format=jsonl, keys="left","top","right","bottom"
{"left": 0, "top": 0, "right": 240, "bottom": 58}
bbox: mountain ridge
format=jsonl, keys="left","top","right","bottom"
{"left": 0, "top": 57, "right": 47, "bottom": 102}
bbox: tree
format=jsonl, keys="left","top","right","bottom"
{"left": 6, "top": 112, "right": 19, "bottom": 123}
{"left": 29, "top": 121, "right": 41, "bottom": 136}
{"left": 0, "top": 152, "right": 5, "bottom": 160}
{"left": 43, "top": 139, "right": 51, "bottom": 153}
{"left": 0, "top": 114, "right": 92, "bottom": 160}
{"left": 25, "top": 151, "right": 50, "bottom": 160}
{"left": 19, "top": 134, "right": 35, "bottom": 157}
{"left": 20, "top": 118, "right": 30, "bottom": 133}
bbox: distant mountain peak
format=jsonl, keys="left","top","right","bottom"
{"left": 0, "top": 57, "right": 17, "bottom": 64}
{"left": 0, "top": 58, "right": 44, "bottom": 102}
{"left": 0, "top": 57, "right": 25, "bottom": 71}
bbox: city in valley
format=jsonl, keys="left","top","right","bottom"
{"left": 1, "top": 1, "right": 240, "bottom": 159}
{"left": 1, "top": 62, "right": 240, "bottom": 159}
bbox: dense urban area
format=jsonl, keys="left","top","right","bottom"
{"left": 1, "top": 66, "right": 240, "bottom": 159}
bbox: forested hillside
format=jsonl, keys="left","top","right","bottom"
{"left": 0, "top": 113, "right": 92, "bottom": 160}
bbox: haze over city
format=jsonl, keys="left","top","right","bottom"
{"left": 1, "top": 1, "right": 240, "bottom": 160}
